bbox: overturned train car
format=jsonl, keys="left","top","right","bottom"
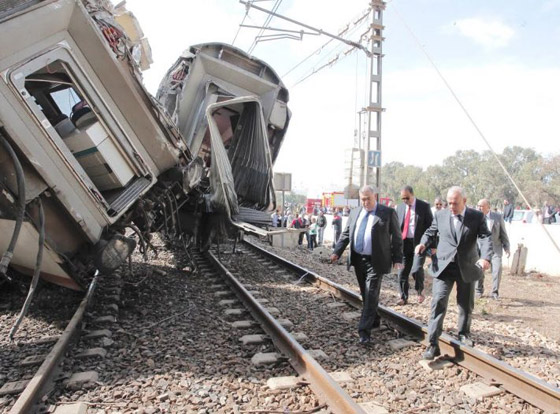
{"left": 0, "top": 0, "right": 290, "bottom": 290}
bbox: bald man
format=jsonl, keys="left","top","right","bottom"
{"left": 475, "top": 199, "right": 510, "bottom": 300}
{"left": 416, "top": 186, "right": 493, "bottom": 359}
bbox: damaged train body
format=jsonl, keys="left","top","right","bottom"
{"left": 0, "top": 0, "right": 290, "bottom": 291}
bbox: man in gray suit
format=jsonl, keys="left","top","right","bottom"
{"left": 331, "top": 185, "right": 404, "bottom": 344}
{"left": 475, "top": 199, "right": 510, "bottom": 300}
{"left": 415, "top": 186, "right": 493, "bottom": 359}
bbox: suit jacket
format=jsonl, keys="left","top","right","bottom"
{"left": 333, "top": 204, "right": 403, "bottom": 274}
{"left": 503, "top": 204, "right": 514, "bottom": 220}
{"left": 483, "top": 211, "right": 510, "bottom": 258}
{"left": 397, "top": 198, "right": 433, "bottom": 245}
{"left": 420, "top": 207, "right": 493, "bottom": 282}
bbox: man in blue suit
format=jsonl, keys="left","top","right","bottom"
{"left": 331, "top": 185, "right": 404, "bottom": 344}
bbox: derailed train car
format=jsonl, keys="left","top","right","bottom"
{"left": 0, "top": 0, "right": 290, "bottom": 291}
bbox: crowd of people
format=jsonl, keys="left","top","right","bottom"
{"left": 270, "top": 184, "right": 527, "bottom": 360}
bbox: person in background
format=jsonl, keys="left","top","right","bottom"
{"left": 543, "top": 201, "right": 554, "bottom": 224}
{"left": 416, "top": 186, "right": 492, "bottom": 360}
{"left": 503, "top": 199, "right": 514, "bottom": 223}
{"left": 308, "top": 218, "right": 318, "bottom": 250}
{"left": 332, "top": 208, "right": 343, "bottom": 248}
{"left": 271, "top": 209, "right": 280, "bottom": 227}
{"left": 331, "top": 185, "right": 403, "bottom": 344}
{"left": 292, "top": 213, "right": 305, "bottom": 245}
{"left": 317, "top": 211, "right": 327, "bottom": 246}
{"left": 475, "top": 199, "right": 510, "bottom": 300}
{"left": 432, "top": 197, "right": 443, "bottom": 215}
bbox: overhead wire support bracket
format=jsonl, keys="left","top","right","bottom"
{"left": 239, "top": 0, "right": 372, "bottom": 57}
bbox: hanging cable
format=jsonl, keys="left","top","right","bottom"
{"left": 232, "top": 2, "right": 250, "bottom": 46}
{"left": 390, "top": 2, "right": 560, "bottom": 256}
{"left": 0, "top": 128, "right": 26, "bottom": 281}
{"left": 9, "top": 198, "right": 45, "bottom": 340}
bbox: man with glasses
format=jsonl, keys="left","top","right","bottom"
{"left": 331, "top": 185, "right": 403, "bottom": 344}
{"left": 396, "top": 186, "right": 433, "bottom": 305}
{"left": 416, "top": 186, "right": 492, "bottom": 359}
{"left": 475, "top": 199, "right": 510, "bottom": 300}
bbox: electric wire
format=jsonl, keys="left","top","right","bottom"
{"left": 389, "top": 2, "right": 560, "bottom": 256}
{"left": 232, "top": 6, "right": 250, "bottom": 46}
{"left": 248, "top": 0, "right": 283, "bottom": 54}
{"left": 282, "top": 7, "right": 371, "bottom": 79}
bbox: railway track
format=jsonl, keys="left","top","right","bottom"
{"left": 0, "top": 271, "right": 126, "bottom": 414}
{"left": 237, "top": 238, "right": 560, "bottom": 413}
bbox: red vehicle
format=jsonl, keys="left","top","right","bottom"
{"left": 306, "top": 198, "right": 322, "bottom": 214}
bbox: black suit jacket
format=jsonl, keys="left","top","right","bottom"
{"left": 420, "top": 207, "right": 493, "bottom": 282}
{"left": 397, "top": 198, "right": 433, "bottom": 246}
{"left": 333, "top": 204, "right": 403, "bottom": 274}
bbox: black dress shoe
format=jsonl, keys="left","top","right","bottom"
{"left": 458, "top": 334, "right": 474, "bottom": 347}
{"left": 422, "top": 345, "right": 441, "bottom": 360}
{"left": 359, "top": 335, "right": 372, "bottom": 345}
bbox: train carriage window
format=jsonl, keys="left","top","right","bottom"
{"left": 8, "top": 47, "right": 149, "bottom": 217}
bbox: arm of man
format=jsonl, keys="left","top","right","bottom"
{"left": 389, "top": 208, "right": 404, "bottom": 268}
{"left": 416, "top": 211, "right": 439, "bottom": 254}
{"left": 477, "top": 215, "right": 493, "bottom": 268}
{"left": 499, "top": 215, "right": 510, "bottom": 257}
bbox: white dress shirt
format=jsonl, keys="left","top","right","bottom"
{"left": 353, "top": 206, "right": 376, "bottom": 255}
{"left": 404, "top": 199, "right": 416, "bottom": 239}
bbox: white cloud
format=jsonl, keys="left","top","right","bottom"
{"left": 451, "top": 18, "right": 515, "bottom": 48}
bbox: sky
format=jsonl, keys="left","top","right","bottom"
{"left": 118, "top": 0, "right": 560, "bottom": 197}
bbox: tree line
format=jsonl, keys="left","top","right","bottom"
{"left": 380, "top": 146, "right": 560, "bottom": 209}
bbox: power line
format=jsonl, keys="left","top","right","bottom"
{"left": 282, "top": 7, "right": 371, "bottom": 79}
{"left": 390, "top": 1, "right": 560, "bottom": 257}
{"left": 248, "top": 0, "right": 283, "bottom": 54}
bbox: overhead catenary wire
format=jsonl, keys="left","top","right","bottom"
{"left": 282, "top": 7, "right": 371, "bottom": 80}
{"left": 247, "top": 0, "right": 284, "bottom": 54}
{"left": 389, "top": 2, "right": 560, "bottom": 257}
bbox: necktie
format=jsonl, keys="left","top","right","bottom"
{"left": 402, "top": 206, "right": 411, "bottom": 240}
{"left": 454, "top": 214, "right": 463, "bottom": 241}
{"left": 355, "top": 211, "right": 370, "bottom": 253}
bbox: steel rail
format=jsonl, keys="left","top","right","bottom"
{"left": 242, "top": 239, "right": 560, "bottom": 413}
{"left": 9, "top": 272, "right": 100, "bottom": 414}
{"left": 205, "top": 250, "right": 367, "bottom": 414}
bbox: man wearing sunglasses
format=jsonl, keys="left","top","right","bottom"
{"left": 396, "top": 185, "right": 433, "bottom": 305}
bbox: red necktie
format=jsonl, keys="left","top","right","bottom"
{"left": 402, "top": 206, "right": 411, "bottom": 240}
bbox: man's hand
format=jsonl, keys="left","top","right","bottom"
{"left": 415, "top": 243, "right": 426, "bottom": 255}
{"left": 393, "top": 263, "right": 404, "bottom": 271}
{"left": 476, "top": 259, "right": 491, "bottom": 271}
{"left": 330, "top": 254, "right": 339, "bottom": 264}
{"left": 505, "top": 250, "right": 510, "bottom": 258}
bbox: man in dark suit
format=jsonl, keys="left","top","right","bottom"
{"left": 415, "top": 186, "right": 492, "bottom": 359}
{"left": 475, "top": 199, "right": 510, "bottom": 300}
{"left": 396, "top": 185, "right": 433, "bottom": 305}
{"left": 503, "top": 199, "right": 514, "bottom": 223}
{"left": 331, "top": 185, "right": 404, "bottom": 344}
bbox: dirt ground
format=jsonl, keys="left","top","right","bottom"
{"left": 473, "top": 269, "right": 560, "bottom": 342}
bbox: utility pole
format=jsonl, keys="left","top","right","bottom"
{"left": 362, "top": 0, "right": 385, "bottom": 189}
